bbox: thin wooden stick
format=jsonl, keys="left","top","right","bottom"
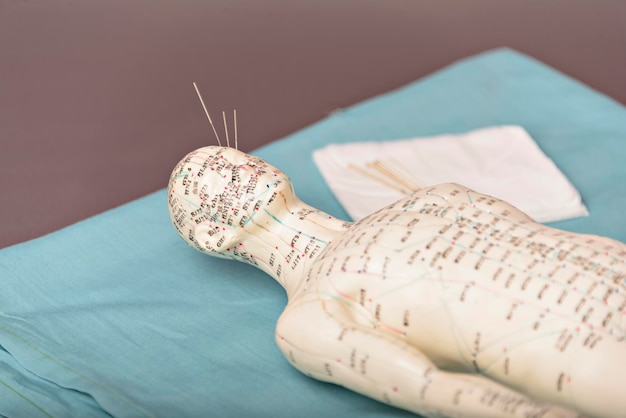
{"left": 348, "top": 163, "right": 411, "bottom": 194}
{"left": 349, "top": 157, "right": 425, "bottom": 195}
{"left": 368, "top": 159, "right": 424, "bottom": 191}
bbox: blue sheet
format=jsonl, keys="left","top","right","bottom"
{"left": 1, "top": 48, "right": 625, "bottom": 417}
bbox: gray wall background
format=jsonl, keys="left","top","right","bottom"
{"left": 1, "top": 0, "right": 625, "bottom": 248}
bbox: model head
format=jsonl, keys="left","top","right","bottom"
{"left": 167, "top": 146, "right": 293, "bottom": 262}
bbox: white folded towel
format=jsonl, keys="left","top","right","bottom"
{"left": 312, "top": 125, "right": 588, "bottom": 223}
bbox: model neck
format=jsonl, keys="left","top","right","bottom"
{"left": 239, "top": 198, "right": 349, "bottom": 298}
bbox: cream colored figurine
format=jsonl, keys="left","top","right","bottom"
{"left": 168, "top": 146, "right": 626, "bottom": 418}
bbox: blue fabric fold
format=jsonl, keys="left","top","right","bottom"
{"left": 1, "top": 48, "right": 625, "bottom": 417}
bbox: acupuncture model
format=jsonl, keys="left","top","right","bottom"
{"left": 168, "top": 145, "right": 625, "bottom": 418}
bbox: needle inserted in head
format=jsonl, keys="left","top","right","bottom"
{"left": 192, "top": 82, "right": 222, "bottom": 147}
{"left": 233, "top": 109, "right": 238, "bottom": 150}
{"left": 222, "top": 111, "right": 230, "bottom": 148}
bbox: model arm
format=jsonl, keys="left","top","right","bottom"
{"left": 275, "top": 300, "right": 581, "bottom": 418}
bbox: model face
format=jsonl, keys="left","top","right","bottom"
{"left": 167, "top": 146, "right": 292, "bottom": 258}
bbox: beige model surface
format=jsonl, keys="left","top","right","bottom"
{"left": 168, "top": 146, "right": 626, "bottom": 418}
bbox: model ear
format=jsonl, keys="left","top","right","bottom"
{"left": 193, "top": 224, "right": 238, "bottom": 253}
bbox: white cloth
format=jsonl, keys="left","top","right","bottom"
{"left": 312, "top": 125, "right": 588, "bottom": 223}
